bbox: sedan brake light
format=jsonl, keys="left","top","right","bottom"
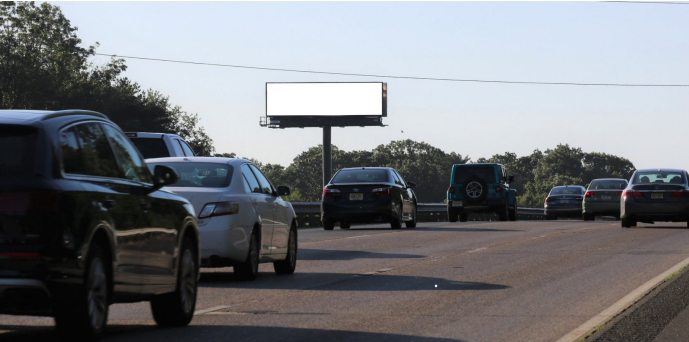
{"left": 624, "top": 190, "right": 643, "bottom": 197}
{"left": 545, "top": 197, "right": 556, "bottom": 203}
{"left": 372, "top": 187, "right": 390, "bottom": 196}
{"left": 322, "top": 187, "right": 341, "bottom": 198}
{"left": 671, "top": 191, "right": 689, "bottom": 198}
{"left": 199, "top": 201, "right": 239, "bottom": 219}
{"left": 584, "top": 191, "right": 594, "bottom": 198}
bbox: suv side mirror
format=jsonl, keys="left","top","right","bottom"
{"left": 508, "top": 175, "right": 515, "bottom": 183}
{"left": 277, "top": 185, "right": 291, "bottom": 196}
{"left": 407, "top": 181, "right": 416, "bottom": 188}
{"left": 152, "top": 165, "right": 179, "bottom": 190}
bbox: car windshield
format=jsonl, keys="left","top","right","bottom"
{"left": 454, "top": 165, "right": 496, "bottom": 184}
{"left": 0, "top": 125, "right": 37, "bottom": 177}
{"left": 588, "top": 180, "right": 627, "bottom": 190}
{"left": 147, "top": 162, "right": 233, "bottom": 187}
{"left": 632, "top": 171, "right": 685, "bottom": 184}
{"left": 130, "top": 137, "right": 170, "bottom": 159}
{"left": 331, "top": 169, "right": 389, "bottom": 183}
{"left": 550, "top": 187, "right": 584, "bottom": 195}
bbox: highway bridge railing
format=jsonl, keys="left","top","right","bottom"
{"left": 291, "top": 202, "right": 546, "bottom": 229}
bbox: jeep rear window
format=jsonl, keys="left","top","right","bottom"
{"left": 454, "top": 165, "right": 496, "bottom": 184}
{"left": 0, "top": 125, "right": 37, "bottom": 177}
{"left": 332, "top": 169, "right": 389, "bottom": 183}
{"left": 130, "top": 137, "right": 170, "bottom": 159}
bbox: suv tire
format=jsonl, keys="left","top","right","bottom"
{"left": 462, "top": 177, "right": 488, "bottom": 204}
{"left": 151, "top": 237, "right": 197, "bottom": 327}
{"left": 447, "top": 205, "right": 458, "bottom": 222}
{"left": 54, "top": 243, "right": 110, "bottom": 341}
{"left": 459, "top": 212, "right": 469, "bottom": 222}
{"left": 323, "top": 218, "right": 335, "bottom": 231}
{"left": 498, "top": 204, "right": 508, "bottom": 221}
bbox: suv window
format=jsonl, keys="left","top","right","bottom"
{"left": 129, "top": 137, "right": 170, "bottom": 159}
{"left": 60, "top": 126, "right": 85, "bottom": 175}
{"left": 103, "top": 125, "right": 152, "bottom": 183}
{"left": 454, "top": 165, "right": 496, "bottom": 184}
{"left": 70, "top": 123, "right": 121, "bottom": 178}
{"left": 178, "top": 140, "right": 195, "bottom": 156}
{"left": 0, "top": 125, "right": 37, "bottom": 177}
{"left": 241, "top": 164, "right": 262, "bottom": 193}
{"left": 249, "top": 164, "right": 274, "bottom": 195}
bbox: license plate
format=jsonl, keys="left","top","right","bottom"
{"left": 452, "top": 201, "right": 463, "bottom": 207}
{"left": 350, "top": 193, "right": 363, "bottom": 201}
{"left": 602, "top": 196, "right": 611, "bottom": 200}
{"left": 560, "top": 200, "right": 571, "bottom": 204}
{"left": 651, "top": 193, "right": 663, "bottom": 199}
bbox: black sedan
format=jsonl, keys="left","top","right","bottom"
{"left": 621, "top": 168, "right": 689, "bottom": 228}
{"left": 0, "top": 110, "right": 199, "bottom": 341}
{"left": 544, "top": 185, "right": 586, "bottom": 220}
{"left": 321, "top": 167, "right": 417, "bottom": 230}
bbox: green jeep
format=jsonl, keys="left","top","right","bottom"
{"left": 446, "top": 163, "right": 517, "bottom": 222}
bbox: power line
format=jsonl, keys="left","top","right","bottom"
{"left": 604, "top": 1, "right": 689, "bottom": 4}
{"left": 95, "top": 53, "right": 689, "bottom": 87}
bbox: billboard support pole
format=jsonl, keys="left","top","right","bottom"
{"left": 323, "top": 126, "right": 332, "bottom": 188}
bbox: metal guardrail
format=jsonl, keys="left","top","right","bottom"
{"left": 292, "top": 202, "right": 545, "bottom": 228}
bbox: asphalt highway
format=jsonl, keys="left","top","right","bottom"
{"left": 3, "top": 220, "right": 689, "bottom": 342}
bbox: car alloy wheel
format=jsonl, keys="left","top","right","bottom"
{"left": 179, "top": 249, "right": 196, "bottom": 315}
{"left": 466, "top": 181, "right": 483, "bottom": 199}
{"left": 87, "top": 256, "right": 108, "bottom": 330}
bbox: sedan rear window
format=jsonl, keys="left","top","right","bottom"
{"left": 0, "top": 125, "right": 37, "bottom": 177}
{"left": 130, "top": 138, "right": 170, "bottom": 159}
{"left": 632, "top": 171, "right": 685, "bottom": 185}
{"left": 550, "top": 187, "right": 584, "bottom": 195}
{"left": 588, "top": 180, "right": 627, "bottom": 190}
{"left": 331, "top": 169, "right": 389, "bottom": 183}
{"left": 147, "top": 162, "right": 233, "bottom": 187}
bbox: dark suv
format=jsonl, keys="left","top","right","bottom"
{"left": 321, "top": 167, "right": 418, "bottom": 230}
{"left": 0, "top": 110, "right": 199, "bottom": 341}
{"left": 447, "top": 163, "right": 517, "bottom": 222}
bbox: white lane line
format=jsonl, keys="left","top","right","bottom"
{"left": 346, "top": 234, "right": 376, "bottom": 239}
{"left": 194, "top": 305, "right": 231, "bottom": 316}
{"left": 467, "top": 247, "right": 488, "bottom": 253}
{"left": 556, "top": 254, "right": 689, "bottom": 342}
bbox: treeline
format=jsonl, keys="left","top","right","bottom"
{"left": 230, "top": 142, "right": 635, "bottom": 208}
{"left": 0, "top": 2, "right": 214, "bottom": 155}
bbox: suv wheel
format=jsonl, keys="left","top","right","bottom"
{"left": 498, "top": 205, "right": 508, "bottom": 221}
{"left": 55, "top": 244, "right": 110, "bottom": 341}
{"left": 274, "top": 226, "right": 297, "bottom": 274}
{"left": 447, "top": 205, "right": 458, "bottom": 222}
{"left": 323, "top": 218, "right": 335, "bottom": 231}
{"left": 405, "top": 204, "right": 417, "bottom": 228}
{"left": 151, "top": 237, "right": 197, "bottom": 327}
{"left": 462, "top": 177, "right": 488, "bottom": 204}
{"left": 235, "top": 233, "right": 259, "bottom": 281}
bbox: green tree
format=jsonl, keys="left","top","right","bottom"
{"left": 0, "top": 1, "right": 214, "bottom": 155}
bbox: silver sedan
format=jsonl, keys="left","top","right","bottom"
{"left": 620, "top": 168, "right": 689, "bottom": 228}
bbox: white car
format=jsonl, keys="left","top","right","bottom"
{"left": 146, "top": 157, "right": 297, "bottom": 280}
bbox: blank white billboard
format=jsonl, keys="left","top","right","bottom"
{"left": 266, "top": 82, "right": 385, "bottom": 117}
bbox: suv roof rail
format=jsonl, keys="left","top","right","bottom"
{"left": 41, "top": 110, "right": 108, "bottom": 121}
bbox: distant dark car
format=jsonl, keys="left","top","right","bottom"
{"left": 321, "top": 167, "right": 417, "bottom": 230}
{"left": 621, "top": 169, "right": 689, "bottom": 228}
{"left": 544, "top": 185, "right": 586, "bottom": 220}
{"left": 0, "top": 110, "right": 199, "bottom": 341}
{"left": 583, "top": 178, "right": 628, "bottom": 221}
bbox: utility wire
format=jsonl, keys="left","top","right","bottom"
{"left": 95, "top": 53, "right": 689, "bottom": 87}
{"left": 603, "top": 1, "right": 689, "bottom": 4}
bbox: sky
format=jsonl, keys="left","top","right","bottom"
{"left": 52, "top": 1, "right": 689, "bottom": 170}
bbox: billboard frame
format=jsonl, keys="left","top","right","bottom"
{"left": 262, "top": 82, "right": 387, "bottom": 129}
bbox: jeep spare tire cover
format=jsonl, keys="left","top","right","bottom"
{"left": 463, "top": 177, "right": 488, "bottom": 203}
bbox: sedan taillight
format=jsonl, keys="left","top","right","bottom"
{"left": 372, "top": 187, "right": 390, "bottom": 196}
{"left": 624, "top": 190, "right": 643, "bottom": 197}
{"left": 671, "top": 191, "right": 689, "bottom": 198}
{"left": 584, "top": 191, "right": 594, "bottom": 198}
{"left": 322, "top": 187, "right": 341, "bottom": 198}
{"left": 199, "top": 202, "right": 239, "bottom": 219}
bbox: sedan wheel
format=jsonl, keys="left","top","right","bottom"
{"left": 235, "top": 233, "right": 259, "bottom": 280}
{"left": 390, "top": 203, "right": 403, "bottom": 229}
{"left": 274, "top": 226, "right": 297, "bottom": 274}
{"left": 405, "top": 205, "right": 417, "bottom": 228}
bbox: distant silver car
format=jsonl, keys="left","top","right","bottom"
{"left": 621, "top": 168, "right": 689, "bottom": 228}
{"left": 583, "top": 178, "right": 628, "bottom": 221}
